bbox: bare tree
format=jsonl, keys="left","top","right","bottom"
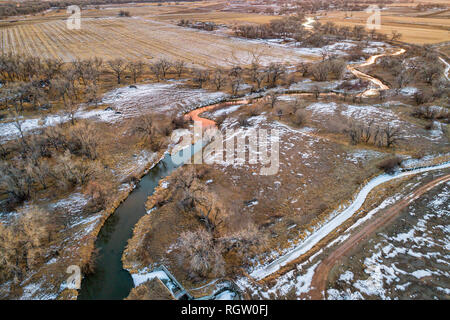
{"left": 212, "top": 68, "right": 226, "bottom": 90}
{"left": 267, "top": 93, "right": 279, "bottom": 109}
{"left": 193, "top": 69, "right": 209, "bottom": 88}
{"left": 311, "top": 61, "right": 330, "bottom": 81}
{"left": 177, "top": 228, "right": 225, "bottom": 278}
{"left": 292, "top": 109, "right": 305, "bottom": 126}
{"left": 25, "top": 159, "right": 50, "bottom": 190}
{"left": 395, "top": 70, "right": 412, "bottom": 92}
{"left": 150, "top": 58, "right": 172, "bottom": 81}
{"left": 174, "top": 60, "right": 185, "bottom": 77}
{"left": 0, "top": 161, "right": 32, "bottom": 203}
{"left": 391, "top": 30, "right": 402, "bottom": 41}
{"left": 132, "top": 115, "right": 154, "bottom": 143}
{"left": 108, "top": 59, "right": 127, "bottom": 84}
{"left": 384, "top": 123, "right": 402, "bottom": 148}
{"left": 329, "top": 58, "right": 346, "bottom": 79}
{"left": 43, "top": 58, "right": 63, "bottom": 79}
{"left": 52, "top": 78, "right": 79, "bottom": 125}
{"left": 267, "top": 63, "right": 285, "bottom": 87}
{"left": 313, "top": 85, "right": 320, "bottom": 100}
{"left": 127, "top": 61, "right": 145, "bottom": 83}
{"left": 420, "top": 63, "right": 441, "bottom": 84}
{"left": 275, "top": 107, "right": 283, "bottom": 120}
{"left": 0, "top": 205, "right": 60, "bottom": 282}
{"left": 91, "top": 57, "right": 103, "bottom": 83}
{"left": 230, "top": 75, "right": 242, "bottom": 96}
{"left": 9, "top": 109, "right": 27, "bottom": 145}
{"left": 254, "top": 70, "right": 266, "bottom": 90}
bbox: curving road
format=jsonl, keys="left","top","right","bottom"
{"left": 250, "top": 161, "right": 450, "bottom": 280}
{"left": 309, "top": 173, "right": 450, "bottom": 299}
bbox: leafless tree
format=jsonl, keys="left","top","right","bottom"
{"left": 177, "top": 228, "right": 225, "bottom": 278}
{"left": 108, "top": 58, "right": 127, "bottom": 84}
{"left": 329, "top": 58, "right": 346, "bottom": 79}
{"left": 292, "top": 109, "right": 305, "bottom": 126}
{"left": 174, "top": 60, "right": 185, "bottom": 77}
{"left": 0, "top": 205, "right": 60, "bottom": 282}
{"left": 391, "top": 30, "right": 402, "bottom": 41}
{"left": 311, "top": 61, "right": 330, "bottom": 81}
{"left": 384, "top": 123, "right": 402, "bottom": 148}
{"left": 212, "top": 68, "right": 226, "bottom": 90}
{"left": 193, "top": 69, "right": 209, "bottom": 88}
{"left": 267, "top": 63, "right": 285, "bottom": 87}
{"left": 275, "top": 107, "right": 283, "bottom": 120}
{"left": 43, "top": 58, "right": 63, "bottom": 79}
{"left": 230, "top": 75, "right": 242, "bottom": 96}
{"left": 127, "top": 61, "right": 145, "bottom": 83}
{"left": 313, "top": 85, "right": 320, "bottom": 100}
{"left": 25, "top": 159, "right": 50, "bottom": 190}
{"left": 132, "top": 115, "right": 154, "bottom": 143}
{"left": 420, "top": 63, "right": 442, "bottom": 84}
{"left": 150, "top": 58, "right": 172, "bottom": 81}
{"left": 267, "top": 93, "right": 279, "bottom": 109}
{"left": 52, "top": 78, "right": 79, "bottom": 125}
{"left": 0, "top": 161, "right": 32, "bottom": 203}
{"left": 395, "top": 70, "right": 412, "bottom": 92}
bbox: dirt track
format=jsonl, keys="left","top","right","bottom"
{"left": 308, "top": 173, "right": 450, "bottom": 300}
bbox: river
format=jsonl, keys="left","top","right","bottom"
{"left": 78, "top": 42, "right": 417, "bottom": 299}
{"left": 78, "top": 150, "right": 193, "bottom": 299}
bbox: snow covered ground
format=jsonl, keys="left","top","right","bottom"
{"left": 0, "top": 83, "right": 227, "bottom": 142}
{"left": 439, "top": 57, "right": 450, "bottom": 81}
{"left": 328, "top": 181, "right": 450, "bottom": 300}
{"left": 250, "top": 161, "right": 450, "bottom": 280}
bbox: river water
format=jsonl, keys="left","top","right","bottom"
{"left": 78, "top": 146, "right": 198, "bottom": 299}
{"left": 78, "top": 44, "right": 410, "bottom": 299}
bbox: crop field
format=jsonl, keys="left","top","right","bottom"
{"left": 0, "top": 17, "right": 314, "bottom": 65}
{"left": 318, "top": 8, "right": 450, "bottom": 44}
{"left": 0, "top": 2, "right": 311, "bottom": 66}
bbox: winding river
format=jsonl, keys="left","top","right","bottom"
{"left": 348, "top": 48, "right": 406, "bottom": 97}
{"left": 78, "top": 41, "right": 441, "bottom": 299}
{"left": 78, "top": 151, "right": 192, "bottom": 299}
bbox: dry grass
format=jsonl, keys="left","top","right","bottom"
{"left": 318, "top": 8, "right": 450, "bottom": 44}
{"left": 126, "top": 278, "right": 175, "bottom": 300}
{"left": 0, "top": 2, "right": 312, "bottom": 66}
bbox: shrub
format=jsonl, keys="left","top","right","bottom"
{"left": 238, "top": 115, "right": 250, "bottom": 127}
{"left": 118, "top": 10, "right": 131, "bottom": 17}
{"left": 377, "top": 156, "right": 402, "bottom": 174}
{"left": 292, "top": 109, "right": 305, "bottom": 126}
{"left": 177, "top": 228, "right": 225, "bottom": 279}
{"left": 0, "top": 205, "right": 60, "bottom": 282}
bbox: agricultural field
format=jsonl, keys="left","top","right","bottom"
{"left": 0, "top": 2, "right": 314, "bottom": 66}
{"left": 316, "top": 6, "right": 450, "bottom": 44}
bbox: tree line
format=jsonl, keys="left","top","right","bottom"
{"left": 0, "top": 1, "right": 198, "bottom": 19}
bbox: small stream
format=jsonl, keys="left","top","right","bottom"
{"left": 78, "top": 144, "right": 199, "bottom": 300}
{"left": 78, "top": 45, "right": 410, "bottom": 299}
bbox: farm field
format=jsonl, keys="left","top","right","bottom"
{"left": 0, "top": 2, "right": 311, "bottom": 66}
{"left": 317, "top": 8, "right": 450, "bottom": 44}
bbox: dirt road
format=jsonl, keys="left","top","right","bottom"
{"left": 308, "top": 173, "right": 450, "bottom": 300}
